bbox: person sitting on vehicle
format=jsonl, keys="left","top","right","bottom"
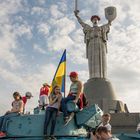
{"left": 0, "top": 92, "right": 24, "bottom": 138}
{"left": 44, "top": 85, "right": 62, "bottom": 140}
{"left": 99, "top": 113, "right": 112, "bottom": 132}
{"left": 22, "top": 92, "right": 33, "bottom": 112}
{"left": 61, "top": 71, "right": 83, "bottom": 125}
{"left": 39, "top": 83, "right": 50, "bottom": 110}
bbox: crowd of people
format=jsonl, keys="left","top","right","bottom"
{"left": 0, "top": 71, "right": 84, "bottom": 139}
{"left": 0, "top": 71, "right": 139, "bottom": 139}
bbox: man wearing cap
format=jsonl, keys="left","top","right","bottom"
{"left": 39, "top": 83, "right": 50, "bottom": 110}
{"left": 61, "top": 71, "right": 83, "bottom": 125}
{"left": 22, "top": 92, "right": 33, "bottom": 112}
{"left": 74, "top": 10, "right": 111, "bottom": 79}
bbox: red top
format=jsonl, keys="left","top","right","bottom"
{"left": 40, "top": 86, "right": 49, "bottom": 96}
{"left": 22, "top": 96, "right": 27, "bottom": 105}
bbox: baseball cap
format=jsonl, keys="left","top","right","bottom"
{"left": 25, "top": 92, "right": 33, "bottom": 97}
{"left": 69, "top": 71, "right": 78, "bottom": 78}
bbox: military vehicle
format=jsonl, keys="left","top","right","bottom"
{"left": 0, "top": 101, "right": 140, "bottom": 140}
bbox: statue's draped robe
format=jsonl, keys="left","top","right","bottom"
{"left": 77, "top": 16, "right": 110, "bottom": 78}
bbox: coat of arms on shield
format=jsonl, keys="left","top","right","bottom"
{"left": 105, "top": 6, "right": 117, "bottom": 22}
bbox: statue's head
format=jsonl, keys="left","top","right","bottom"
{"left": 91, "top": 15, "right": 100, "bottom": 25}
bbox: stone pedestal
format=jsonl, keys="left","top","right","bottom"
{"left": 84, "top": 78, "right": 128, "bottom": 113}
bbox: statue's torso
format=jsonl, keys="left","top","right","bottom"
{"left": 89, "top": 26, "right": 102, "bottom": 39}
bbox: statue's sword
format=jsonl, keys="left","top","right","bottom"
{"left": 75, "top": 0, "right": 78, "bottom": 11}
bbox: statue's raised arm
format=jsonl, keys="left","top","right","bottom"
{"left": 74, "top": 10, "right": 91, "bottom": 29}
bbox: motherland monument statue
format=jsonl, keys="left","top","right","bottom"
{"left": 74, "top": 5, "right": 116, "bottom": 79}
{"left": 74, "top": 0, "right": 128, "bottom": 113}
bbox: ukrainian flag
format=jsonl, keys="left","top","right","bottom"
{"left": 50, "top": 49, "right": 66, "bottom": 95}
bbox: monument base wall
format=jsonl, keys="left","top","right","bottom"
{"left": 111, "top": 113, "right": 140, "bottom": 133}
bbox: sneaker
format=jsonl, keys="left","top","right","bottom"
{"left": 50, "top": 136, "right": 57, "bottom": 140}
{"left": 0, "top": 132, "right": 6, "bottom": 138}
{"left": 64, "top": 113, "right": 74, "bottom": 126}
{"left": 64, "top": 116, "right": 69, "bottom": 125}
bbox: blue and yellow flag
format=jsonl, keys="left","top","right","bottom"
{"left": 50, "top": 49, "right": 66, "bottom": 95}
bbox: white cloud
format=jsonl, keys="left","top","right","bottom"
{"left": 37, "top": 23, "right": 50, "bottom": 36}
{"left": 38, "top": 0, "right": 46, "bottom": 5}
{"left": 47, "top": 16, "right": 87, "bottom": 64}
{"left": 0, "top": 24, "right": 21, "bottom": 68}
{"left": 68, "top": 44, "right": 87, "bottom": 64}
{"left": 57, "top": 1, "right": 67, "bottom": 13}
{"left": 0, "top": 0, "right": 26, "bottom": 69}
{"left": 108, "top": 65, "right": 140, "bottom": 112}
{"left": 31, "top": 6, "right": 47, "bottom": 15}
{"left": 55, "top": 17, "right": 76, "bottom": 35}
{"left": 0, "top": 67, "right": 24, "bottom": 86}
{"left": 0, "top": 0, "right": 23, "bottom": 24}
{"left": 0, "top": 63, "right": 56, "bottom": 94}
{"left": 50, "top": 5, "right": 64, "bottom": 19}
{"left": 68, "top": 29, "right": 87, "bottom": 64}
{"left": 78, "top": 70, "right": 89, "bottom": 83}
{"left": 48, "top": 35, "right": 74, "bottom": 51}
{"left": 14, "top": 24, "right": 32, "bottom": 39}
{"left": 33, "top": 44, "right": 47, "bottom": 54}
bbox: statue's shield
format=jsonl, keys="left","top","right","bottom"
{"left": 105, "top": 6, "right": 117, "bottom": 22}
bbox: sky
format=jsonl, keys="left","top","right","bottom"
{"left": 0, "top": 0, "right": 140, "bottom": 115}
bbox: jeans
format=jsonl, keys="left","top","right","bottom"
{"left": 44, "top": 107, "right": 58, "bottom": 136}
{"left": 0, "top": 112, "right": 19, "bottom": 132}
{"left": 61, "top": 95, "right": 76, "bottom": 117}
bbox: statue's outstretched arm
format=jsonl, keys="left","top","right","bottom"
{"left": 74, "top": 10, "right": 88, "bottom": 28}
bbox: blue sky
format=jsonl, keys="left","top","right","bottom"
{"left": 0, "top": 0, "right": 140, "bottom": 114}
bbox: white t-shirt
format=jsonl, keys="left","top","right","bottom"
{"left": 99, "top": 123, "right": 112, "bottom": 132}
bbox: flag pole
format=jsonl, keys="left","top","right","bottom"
{"left": 64, "top": 49, "right": 66, "bottom": 98}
